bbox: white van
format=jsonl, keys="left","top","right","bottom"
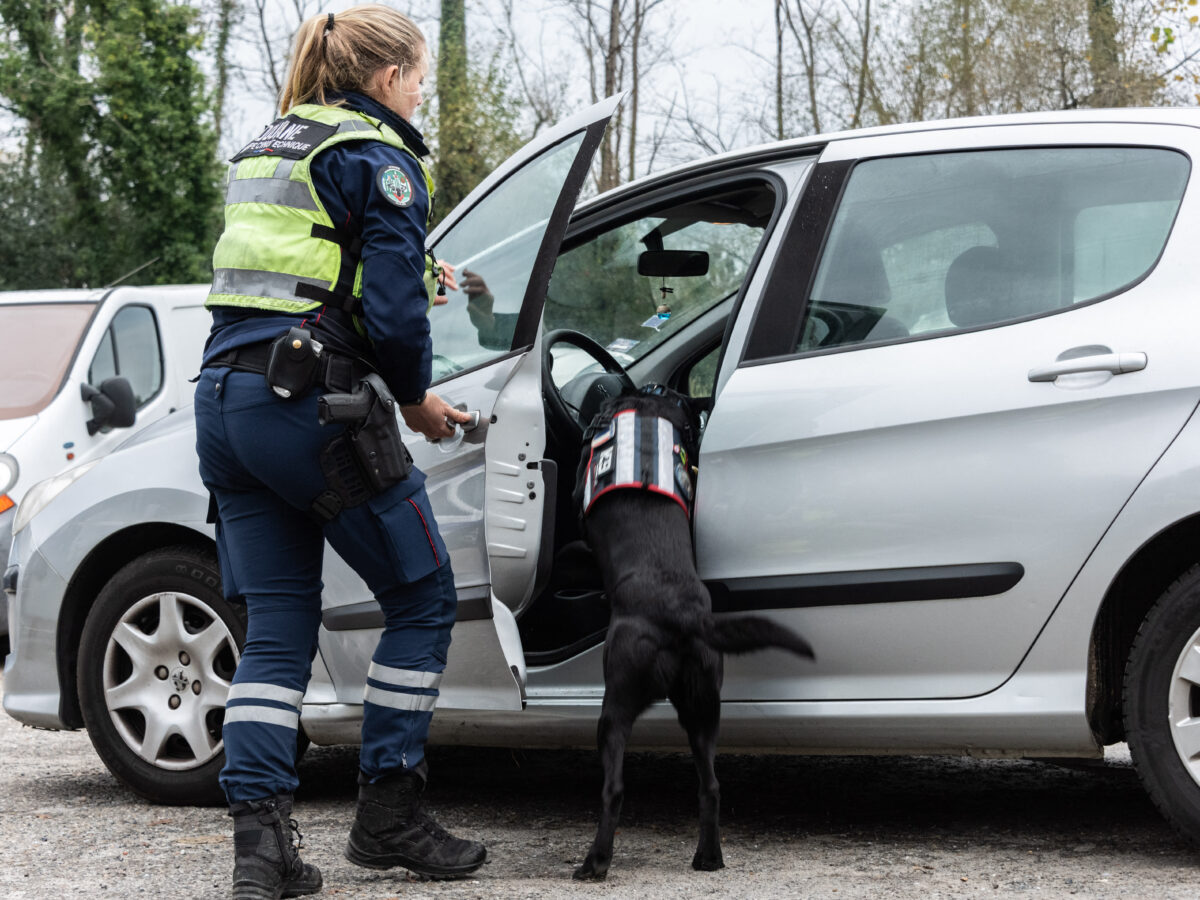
{"left": 0, "top": 285, "right": 210, "bottom": 645}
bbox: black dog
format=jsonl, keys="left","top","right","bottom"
{"left": 572, "top": 386, "right": 814, "bottom": 881}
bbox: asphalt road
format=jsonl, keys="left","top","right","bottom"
{"left": 1, "top": 671, "right": 1198, "bottom": 899}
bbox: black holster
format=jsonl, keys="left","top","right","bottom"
{"left": 312, "top": 374, "right": 412, "bottom": 522}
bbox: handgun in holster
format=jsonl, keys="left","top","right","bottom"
{"left": 315, "top": 374, "right": 412, "bottom": 517}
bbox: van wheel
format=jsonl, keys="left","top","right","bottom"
{"left": 1124, "top": 563, "right": 1200, "bottom": 845}
{"left": 78, "top": 547, "right": 244, "bottom": 805}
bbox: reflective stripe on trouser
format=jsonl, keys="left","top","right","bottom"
{"left": 195, "top": 368, "right": 456, "bottom": 802}
{"left": 359, "top": 588, "right": 452, "bottom": 780}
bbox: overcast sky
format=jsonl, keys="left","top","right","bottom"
{"left": 221, "top": 0, "right": 778, "bottom": 171}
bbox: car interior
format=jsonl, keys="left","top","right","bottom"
{"left": 515, "top": 178, "right": 781, "bottom": 664}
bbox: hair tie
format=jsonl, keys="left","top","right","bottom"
{"left": 324, "top": 12, "right": 334, "bottom": 33}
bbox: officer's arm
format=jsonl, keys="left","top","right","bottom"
{"left": 351, "top": 148, "right": 436, "bottom": 404}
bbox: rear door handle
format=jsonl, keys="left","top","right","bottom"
{"left": 1027, "top": 352, "right": 1147, "bottom": 383}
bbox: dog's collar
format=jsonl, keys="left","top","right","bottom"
{"left": 580, "top": 407, "right": 694, "bottom": 518}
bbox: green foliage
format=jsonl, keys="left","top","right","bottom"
{"left": 0, "top": 0, "right": 221, "bottom": 289}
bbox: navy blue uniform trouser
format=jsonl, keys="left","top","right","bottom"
{"left": 194, "top": 367, "right": 456, "bottom": 804}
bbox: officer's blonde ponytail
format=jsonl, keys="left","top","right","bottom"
{"left": 280, "top": 5, "right": 426, "bottom": 113}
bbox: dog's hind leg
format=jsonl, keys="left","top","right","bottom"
{"left": 573, "top": 697, "right": 639, "bottom": 881}
{"left": 673, "top": 661, "right": 725, "bottom": 872}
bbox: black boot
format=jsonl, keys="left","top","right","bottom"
{"left": 229, "top": 794, "right": 323, "bottom": 900}
{"left": 344, "top": 761, "right": 487, "bottom": 878}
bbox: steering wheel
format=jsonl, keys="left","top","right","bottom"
{"left": 542, "top": 329, "right": 636, "bottom": 443}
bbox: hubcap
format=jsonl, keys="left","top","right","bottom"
{"left": 101, "top": 591, "right": 239, "bottom": 770}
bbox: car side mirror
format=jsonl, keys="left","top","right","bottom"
{"left": 81, "top": 377, "right": 137, "bottom": 435}
{"left": 637, "top": 249, "right": 710, "bottom": 278}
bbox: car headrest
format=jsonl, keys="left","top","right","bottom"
{"left": 944, "top": 245, "right": 1008, "bottom": 328}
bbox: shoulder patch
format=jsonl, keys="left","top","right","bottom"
{"left": 377, "top": 165, "right": 415, "bottom": 208}
{"left": 230, "top": 115, "right": 337, "bottom": 162}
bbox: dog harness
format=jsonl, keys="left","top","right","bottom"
{"left": 581, "top": 408, "right": 694, "bottom": 518}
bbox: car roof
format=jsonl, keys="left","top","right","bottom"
{"left": 576, "top": 107, "right": 1200, "bottom": 215}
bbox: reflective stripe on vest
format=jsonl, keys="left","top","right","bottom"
{"left": 207, "top": 104, "right": 436, "bottom": 316}
{"left": 581, "top": 409, "right": 695, "bottom": 518}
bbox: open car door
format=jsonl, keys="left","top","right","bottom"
{"left": 315, "top": 96, "right": 621, "bottom": 717}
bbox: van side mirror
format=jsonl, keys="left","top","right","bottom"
{"left": 81, "top": 377, "right": 137, "bottom": 435}
{"left": 637, "top": 250, "right": 710, "bottom": 278}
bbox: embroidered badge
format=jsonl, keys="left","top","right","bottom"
{"left": 230, "top": 115, "right": 336, "bottom": 162}
{"left": 378, "top": 166, "right": 414, "bottom": 207}
{"left": 595, "top": 446, "right": 614, "bottom": 477}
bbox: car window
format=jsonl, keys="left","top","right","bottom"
{"left": 798, "top": 147, "right": 1189, "bottom": 352}
{"left": 426, "top": 132, "right": 586, "bottom": 380}
{"left": 546, "top": 183, "right": 777, "bottom": 366}
{"left": 88, "top": 305, "right": 163, "bottom": 407}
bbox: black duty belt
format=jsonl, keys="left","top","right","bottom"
{"left": 204, "top": 341, "right": 374, "bottom": 394}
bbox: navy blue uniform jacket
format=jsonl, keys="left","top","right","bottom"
{"left": 204, "top": 92, "right": 435, "bottom": 405}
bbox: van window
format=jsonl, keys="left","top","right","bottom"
{"left": 0, "top": 302, "right": 96, "bottom": 419}
{"left": 89, "top": 305, "right": 164, "bottom": 406}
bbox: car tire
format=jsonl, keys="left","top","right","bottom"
{"left": 78, "top": 546, "right": 245, "bottom": 805}
{"left": 1125, "top": 562, "right": 1200, "bottom": 845}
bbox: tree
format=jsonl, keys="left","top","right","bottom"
{"left": 434, "top": 0, "right": 493, "bottom": 217}
{"left": 552, "top": 0, "right": 671, "bottom": 192}
{"left": 0, "top": 0, "right": 221, "bottom": 288}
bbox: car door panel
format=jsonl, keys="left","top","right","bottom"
{"left": 315, "top": 96, "right": 620, "bottom": 712}
{"left": 700, "top": 122, "right": 1200, "bottom": 701}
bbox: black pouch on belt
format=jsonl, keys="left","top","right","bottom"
{"left": 266, "top": 326, "right": 321, "bottom": 398}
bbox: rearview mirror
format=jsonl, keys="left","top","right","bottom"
{"left": 81, "top": 377, "right": 136, "bottom": 435}
{"left": 637, "top": 250, "right": 710, "bottom": 278}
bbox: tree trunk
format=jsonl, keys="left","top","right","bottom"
{"left": 598, "top": 0, "right": 621, "bottom": 192}
{"left": 775, "top": 0, "right": 785, "bottom": 140}
{"left": 1087, "top": 0, "right": 1120, "bottom": 106}
{"left": 628, "top": 0, "right": 641, "bottom": 182}
{"left": 436, "top": 0, "right": 477, "bottom": 218}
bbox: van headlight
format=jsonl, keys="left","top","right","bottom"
{"left": 12, "top": 459, "right": 101, "bottom": 535}
{"left": 0, "top": 454, "right": 16, "bottom": 495}
{"left": 0, "top": 453, "right": 16, "bottom": 514}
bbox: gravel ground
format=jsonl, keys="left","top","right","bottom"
{"left": 2, "top": 671, "right": 1198, "bottom": 899}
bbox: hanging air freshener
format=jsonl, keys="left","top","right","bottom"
{"left": 657, "top": 278, "right": 673, "bottom": 319}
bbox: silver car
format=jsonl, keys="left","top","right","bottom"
{"left": 8, "top": 99, "right": 1200, "bottom": 844}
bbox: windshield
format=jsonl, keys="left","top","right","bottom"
{"left": 545, "top": 182, "right": 777, "bottom": 364}
{"left": 0, "top": 302, "right": 96, "bottom": 419}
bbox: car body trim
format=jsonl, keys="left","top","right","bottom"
{"left": 706, "top": 562, "right": 1025, "bottom": 612}
{"left": 742, "top": 159, "right": 852, "bottom": 362}
{"left": 321, "top": 584, "right": 492, "bottom": 631}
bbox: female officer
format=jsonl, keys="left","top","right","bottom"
{"left": 193, "top": 6, "right": 485, "bottom": 897}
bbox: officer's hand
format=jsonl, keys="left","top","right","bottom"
{"left": 436, "top": 259, "right": 459, "bottom": 294}
{"left": 401, "top": 391, "right": 473, "bottom": 441}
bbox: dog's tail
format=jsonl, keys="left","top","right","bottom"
{"left": 702, "top": 615, "right": 815, "bottom": 660}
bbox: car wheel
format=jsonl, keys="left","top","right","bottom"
{"left": 77, "top": 546, "right": 244, "bottom": 805}
{"left": 1125, "top": 562, "right": 1200, "bottom": 844}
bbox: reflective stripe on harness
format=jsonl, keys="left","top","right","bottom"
{"left": 581, "top": 408, "right": 694, "bottom": 518}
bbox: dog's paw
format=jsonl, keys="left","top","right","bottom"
{"left": 691, "top": 851, "right": 725, "bottom": 872}
{"left": 573, "top": 861, "right": 609, "bottom": 881}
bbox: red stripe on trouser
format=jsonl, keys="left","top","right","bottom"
{"left": 406, "top": 497, "right": 440, "bottom": 566}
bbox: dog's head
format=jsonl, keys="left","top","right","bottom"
{"left": 573, "top": 384, "right": 703, "bottom": 520}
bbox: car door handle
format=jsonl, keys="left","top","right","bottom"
{"left": 1027, "top": 352, "right": 1147, "bottom": 383}
{"left": 426, "top": 405, "right": 484, "bottom": 444}
{"left": 460, "top": 409, "right": 481, "bottom": 432}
